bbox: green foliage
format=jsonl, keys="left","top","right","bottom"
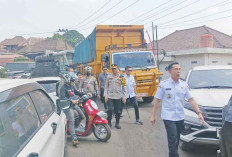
{"left": 48, "top": 30, "right": 85, "bottom": 47}
{"left": 0, "top": 67, "right": 8, "bottom": 78}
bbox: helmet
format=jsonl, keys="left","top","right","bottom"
{"left": 85, "top": 66, "right": 92, "bottom": 72}
{"left": 63, "top": 72, "right": 78, "bottom": 84}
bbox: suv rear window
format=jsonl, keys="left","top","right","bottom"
{"left": 0, "top": 94, "right": 40, "bottom": 157}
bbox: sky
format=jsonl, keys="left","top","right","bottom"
{"left": 0, "top": 0, "right": 232, "bottom": 42}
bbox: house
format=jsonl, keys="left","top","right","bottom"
{"left": 153, "top": 25, "right": 232, "bottom": 79}
{"left": 1, "top": 36, "right": 26, "bottom": 53}
{"left": 0, "top": 54, "right": 24, "bottom": 66}
{"left": 19, "top": 39, "right": 74, "bottom": 60}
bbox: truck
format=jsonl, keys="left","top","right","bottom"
{"left": 73, "top": 25, "right": 162, "bottom": 103}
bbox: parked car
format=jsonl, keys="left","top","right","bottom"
{"left": 0, "top": 79, "right": 67, "bottom": 157}
{"left": 32, "top": 77, "right": 61, "bottom": 104}
{"left": 180, "top": 65, "right": 232, "bottom": 150}
{"left": 7, "top": 71, "right": 25, "bottom": 79}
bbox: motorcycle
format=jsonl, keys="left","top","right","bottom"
{"left": 57, "top": 95, "right": 111, "bottom": 142}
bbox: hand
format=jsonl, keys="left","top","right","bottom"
{"left": 97, "top": 94, "right": 100, "bottom": 99}
{"left": 150, "top": 115, "right": 156, "bottom": 125}
{"left": 72, "top": 100, "right": 78, "bottom": 104}
{"left": 105, "top": 96, "right": 108, "bottom": 102}
{"left": 198, "top": 113, "right": 205, "bottom": 126}
{"left": 123, "top": 98, "right": 126, "bottom": 104}
{"left": 79, "top": 103, "right": 83, "bottom": 107}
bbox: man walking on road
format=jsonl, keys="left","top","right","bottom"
{"left": 98, "top": 66, "right": 109, "bottom": 110}
{"left": 150, "top": 62, "right": 204, "bottom": 157}
{"left": 104, "top": 64, "right": 127, "bottom": 129}
{"left": 124, "top": 66, "right": 143, "bottom": 125}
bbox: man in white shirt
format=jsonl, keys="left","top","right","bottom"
{"left": 124, "top": 66, "right": 143, "bottom": 125}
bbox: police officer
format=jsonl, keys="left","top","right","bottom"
{"left": 150, "top": 62, "right": 204, "bottom": 157}
{"left": 75, "top": 72, "right": 83, "bottom": 92}
{"left": 98, "top": 66, "right": 109, "bottom": 110}
{"left": 82, "top": 66, "right": 100, "bottom": 101}
{"left": 104, "top": 64, "right": 127, "bottom": 129}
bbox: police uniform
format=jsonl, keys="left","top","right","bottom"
{"left": 82, "top": 75, "right": 99, "bottom": 101}
{"left": 104, "top": 64, "right": 126, "bottom": 128}
{"left": 155, "top": 77, "right": 192, "bottom": 157}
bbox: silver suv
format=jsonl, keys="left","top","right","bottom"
{"left": 180, "top": 65, "right": 232, "bottom": 150}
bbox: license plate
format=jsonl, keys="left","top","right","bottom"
{"left": 137, "top": 93, "right": 148, "bottom": 97}
{"left": 216, "top": 128, "right": 221, "bottom": 138}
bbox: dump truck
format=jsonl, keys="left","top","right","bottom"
{"left": 73, "top": 25, "right": 162, "bottom": 103}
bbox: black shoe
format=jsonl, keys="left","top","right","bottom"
{"left": 108, "top": 123, "right": 112, "bottom": 128}
{"left": 115, "top": 123, "right": 121, "bottom": 129}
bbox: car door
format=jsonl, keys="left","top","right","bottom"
{"left": 18, "top": 90, "right": 66, "bottom": 157}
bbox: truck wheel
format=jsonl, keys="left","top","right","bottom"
{"left": 94, "top": 124, "right": 111, "bottom": 142}
{"left": 179, "top": 140, "right": 192, "bottom": 151}
{"left": 142, "top": 97, "right": 154, "bottom": 103}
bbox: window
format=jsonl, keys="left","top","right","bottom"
{"left": 212, "top": 61, "right": 218, "bottom": 63}
{"left": 30, "top": 90, "right": 54, "bottom": 123}
{"left": 0, "top": 94, "right": 40, "bottom": 157}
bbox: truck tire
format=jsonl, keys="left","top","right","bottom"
{"left": 142, "top": 97, "right": 154, "bottom": 103}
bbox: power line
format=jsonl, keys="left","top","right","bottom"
{"left": 124, "top": 0, "right": 175, "bottom": 24}
{"left": 157, "top": 0, "right": 231, "bottom": 26}
{"left": 160, "top": 8, "right": 232, "bottom": 27}
{"left": 79, "top": 0, "right": 140, "bottom": 31}
{"left": 159, "top": 14, "right": 232, "bottom": 29}
{"left": 76, "top": 0, "right": 124, "bottom": 29}
{"left": 69, "top": 0, "right": 112, "bottom": 29}
{"left": 143, "top": 0, "right": 201, "bottom": 25}
{"left": 132, "top": 0, "right": 189, "bottom": 24}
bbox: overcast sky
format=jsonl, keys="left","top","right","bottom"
{"left": 0, "top": 0, "right": 232, "bottom": 42}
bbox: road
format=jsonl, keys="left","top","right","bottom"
{"left": 67, "top": 100, "right": 217, "bottom": 157}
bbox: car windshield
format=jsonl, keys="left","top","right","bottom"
{"left": 112, "top": 51, "right": 156, "bottom": 69}
{"left": 188, "top": 69, "right": 232, "bottom": 89}
{"left": 38, "top": 81, "right": 58, "bottom": 93}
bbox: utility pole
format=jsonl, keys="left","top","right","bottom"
{"left": 155, "top": 25, "right": 159, "bottom": 69}
{"left": 152, "top": 22, "right": 155, "bottom": 56}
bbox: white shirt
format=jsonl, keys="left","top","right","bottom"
{"left": 155, "top": 77, "right": 192, "bottom": 121}
{"left": 124, "top": 74, "right": 136, "bottom": 98}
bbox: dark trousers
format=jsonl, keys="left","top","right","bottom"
{"left": 126, "top": 96, "right": 140, "bottom": 120}
{"left": 163, "top": 120, "right": 184, "bottom": 157}
{"left": 107, "top": 99, "right": 121, "bottom": 125}
{"left": 100, "top": 88, "right": 107, "bottom": 110}
{"left": 220, "top": 121, "right": 232, "bottom": 157}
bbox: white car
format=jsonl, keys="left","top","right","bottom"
{"left": 180, "top": 65, "right": 232, "bottom": 150}
{"left": 32, "top": 77, "right": 61, "bottom": 104}
{"left": 0, "top": 79, "right": 67, "bottom": 157}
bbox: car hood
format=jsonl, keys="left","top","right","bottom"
{"left": 190, "top": 89, "right": 232, "bottom": 107}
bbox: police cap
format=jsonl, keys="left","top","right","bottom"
{"left": 111, "top": 64, "right": 118, "bottom": 69}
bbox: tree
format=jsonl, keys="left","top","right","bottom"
{"left": 48, "top": 30, "right": 85, "bottom": 47}
{"left": 0, "top": 67, "right": 8, "bottom": 78}
{"left": 63, "top": 30, "right": 85, "bottom": 47}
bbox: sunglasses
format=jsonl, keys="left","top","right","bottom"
{"left": 127, "top": 70, "right": 132, "bottom": 72}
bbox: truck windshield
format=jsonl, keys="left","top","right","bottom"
{"left": 112, "top": 51, "right": 156, "bottom": 69}
{"left": 188, "top": 69, "right": 232, "bottom": 89}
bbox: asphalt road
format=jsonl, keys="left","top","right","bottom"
{"left": 67, "top": 100, "right": 217, "bottom": 157}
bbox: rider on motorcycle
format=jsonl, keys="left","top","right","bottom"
{"left": 60, "top": 72, "right": 85, "bottom": 145}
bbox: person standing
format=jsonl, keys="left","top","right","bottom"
{"left": 150, "top": 62, "right": 204, "bottom": 157}
{"left": 124, "top": 66, "right": 143, "bottom": 125}
{"left": 98, "top": 66, "right": 109, "bottom": 110}
{"left": 220, "top": 96, "right": 232, "bottom": 157}
{"left": 75, "top": 72, "right": 83, "bottom": 92}
{"left": 82, "top": 66, "right": 100, "bottom": 101}
{"left": 104, "top": 64, "right": 126, "bottom": 129}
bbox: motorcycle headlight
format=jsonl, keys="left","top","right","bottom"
{"left": 90, "top": 100, "right": 98, "bottom": 110}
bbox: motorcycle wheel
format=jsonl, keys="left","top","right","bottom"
{"left": 93, "top": 124, "right": 111, "bottom": 142}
